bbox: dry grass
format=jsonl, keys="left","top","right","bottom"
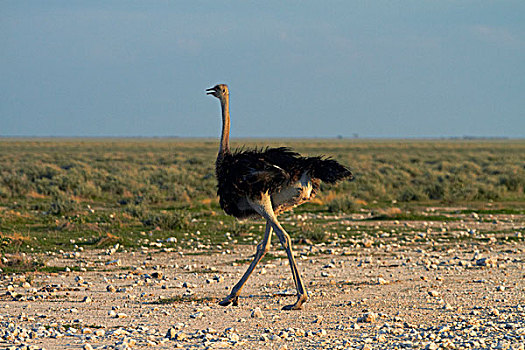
{"left": 1, "top": 231, "right": 30, "bottom": 243}
{"left": 0, "top": 138, "right": 523, "bottom": 253}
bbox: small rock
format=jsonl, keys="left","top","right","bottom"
{"left": 174, "top": 331, "right": 187, "bottom": 341}
{"left": 428, "top": 290, "right": 440, "bottom": 297}
{"left": 490, "top": 308, "right": 500, "bottom": 317}
{"left": 166, "top": 328, "right": 187, "bottom": 340}
{"left": 438, "top": 325, "right": 451, "bottom": 333}
{"left": 476, "top": 257, "right": 496, "bottom": 267}
{"left": 363, "top": 239, "right": 374, "bottom": 248}
{"left": 165, "top": 328, "right": 177, "bottom": 339}
{"left": 151, "top": 272, "right": 163, "bottom": 279}
{"left": 106, "top": 259, "right": 121, "bottom": 266}
{"left": 357, "top": 312, "right": 378, "bottom": 323}
{"left": 377, "top": 277, "right": 389, "bottom": 285}
{"left": 190, "top": 312, "right": 203, "bottom": 319}
{"left": 426, "top": 342, "right": 439, "bottom": 350}
{"left": 251, "top": 307, "right": 263, "bottom": 318}
{"left": 228, "top": 333, "right": 239, "bottom": 342}
{"left": 295, "top": 328, "right": 305, "bottom": 337}
{"left": 442, "top": 303, "right": 453, "bottom": 311}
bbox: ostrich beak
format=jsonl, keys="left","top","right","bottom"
{"left": 206, "top": 87, "right": 216, "bottom": 95}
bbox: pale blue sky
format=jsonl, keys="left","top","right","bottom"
{"left": 1, "top": 1, "right": 524, "bottom": 138}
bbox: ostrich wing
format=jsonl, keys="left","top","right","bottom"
{"left": 221, "top": 150, "right": 291, "bottom": 196}
{"left": 242, "top": 163, "right": 289, "bottom": 188}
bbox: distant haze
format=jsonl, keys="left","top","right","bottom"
{"left": 1, "top": 1, "right": 524, "bottom": 138}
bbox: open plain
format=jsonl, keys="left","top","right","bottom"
{"left": 0, "top": 139, "right": 524, "bottom": 349}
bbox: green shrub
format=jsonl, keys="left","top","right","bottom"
{"left": 125, "top": 204, "right": 189, "bottom": 230}
{"left": 398, "top": 186, "right": 427, "bottom": 202}
{"left": 1, "top": 171, "right": 30, "bottom": 197}
{"left": 140, "top": 210, "right": 189, "bottom": 230}
{"left": 48, "top": 195, "right": 79, "bottom": 215}
{"left": 327, "top": 196, "right": 361, "bottom": 213}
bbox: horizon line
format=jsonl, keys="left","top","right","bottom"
{"left": 0, "top": 135, "right": 521, "bottom": 141}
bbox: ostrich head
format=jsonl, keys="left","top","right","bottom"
{"left": 206, "top": 84, "right": 229, "bottom": 101}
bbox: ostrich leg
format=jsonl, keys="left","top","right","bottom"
{"left": 248, "top": 194, "right": 308, "bottom": 310}
{"left": 219, "top": 222, "right": 273, "bottom": 306}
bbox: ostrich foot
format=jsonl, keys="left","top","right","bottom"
{"left": 218, "top": 295, "right": 239, "bottom": 307}
{"left": 282, "top": 294, "right": 308, "bottom": 311}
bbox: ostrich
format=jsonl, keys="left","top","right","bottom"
{"left": 206, "top": 84, "right": 353, "bottom": 310}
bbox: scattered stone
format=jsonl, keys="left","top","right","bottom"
{"left": 442, "top": 303, "right": 454, "bottom": 310}
{"left": 190, "top": 312, "right": 203, "bottom": 319}
{"left": 358, "top": 312, "right": 378, "bottom": 323}
{"left": 174, "top": 331, "right": 187, "bottom": 341}
{"left": 363, "top": 239, "right": 374, "bottom": 248}
{"left": 428, "top": 290, "right": 440, "bottom": 297}
{"left": 166, "top": 328, "right": 177, "bottom": 339}
{"left": 151, "top": 271, "right": 163, "bottom": 279}
{"left": 490, "top": 308, "right": 500, "bottom": 317}
{"left": 476, "top": 257, "right": 497, "bottom": 267}
{"left": 426, "top": 342, "right": 439, "bottom": 350}
{"left": 377, "top": 277, "right": 389, "bottom": 285}
{"left": 251, "top": 307, "right": 263, "bottom": 318}
{"left": 106, "top": 258, "right": 122, "bottom": 266}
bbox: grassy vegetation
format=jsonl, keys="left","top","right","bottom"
{"left": 0, "top": 138, "right": 523, "bottom": 256}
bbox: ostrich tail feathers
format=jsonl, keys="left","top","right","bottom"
{"left": 310, "top": 158, "right": 353, "bottom": 184}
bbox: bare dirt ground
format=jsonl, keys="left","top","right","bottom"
{"left": 2, "top": 210, "right": 524, "bottom": 350}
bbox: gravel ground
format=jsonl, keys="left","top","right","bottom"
{"left": 1, "top": 211, "right": 524, "bottom": 350}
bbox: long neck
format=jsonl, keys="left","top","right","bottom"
{"left": 218, "top": 95, "right": 230, "bottom": 156}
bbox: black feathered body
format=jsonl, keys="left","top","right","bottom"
{"left": 216, "top": 147, "right": 353, "bottom": 219}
